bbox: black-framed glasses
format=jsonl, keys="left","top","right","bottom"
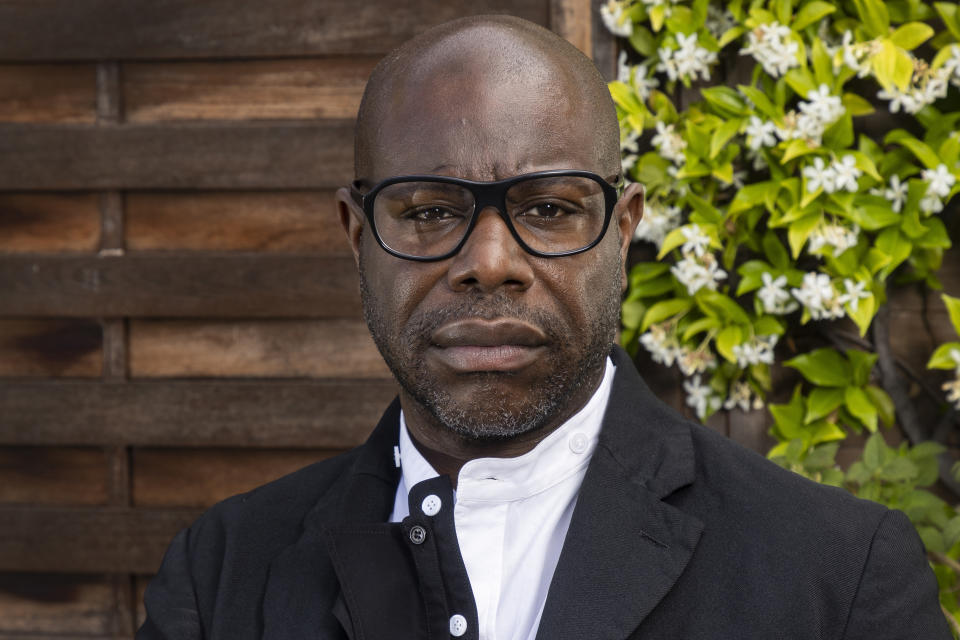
{"left": 349, "top": 169, "right": 621, "bottom": 262}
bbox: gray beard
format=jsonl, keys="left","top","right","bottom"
{"left": 358, "top": 252, "right": 622, "bottom": 441}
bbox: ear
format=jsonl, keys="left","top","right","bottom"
{"left": 614, "top": 182, "right": 644, "bottom": 293}
{"left": 336, "top": 186, "right": 365, "bottom": 268}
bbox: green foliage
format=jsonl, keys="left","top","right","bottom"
{"left": 605, "top": 0, "right": 960, "bottom": 629}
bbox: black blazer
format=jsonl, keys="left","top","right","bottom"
{"left": 138, "top": 347, "right": 950, "bottom": 639}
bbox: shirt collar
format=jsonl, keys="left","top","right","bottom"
{"left": 398, "top": 357, "right": 616, "bottom": 503}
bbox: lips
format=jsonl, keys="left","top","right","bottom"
{"left": 429, "top": 318, "right": 548, "bottom": 372}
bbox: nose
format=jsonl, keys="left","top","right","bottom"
{"left": 446, "top": 207, "right": 535, "bottom": 293}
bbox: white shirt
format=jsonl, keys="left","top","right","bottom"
{"left": 389, "top": 358, "right": 616, "bottom": 640}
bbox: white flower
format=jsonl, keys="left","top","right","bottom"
{"left": 923, "top": 164, "right": 956, "bottom": 199}
{"left": 639, "top": 322, "right": 682, "bottom": 367}
{"left": 681, "top": 223, "right": 711, "bottom": 257}
{"left": 831, "top": 155, "right": 862, "bottom": 193}
{"left": 633, "top": 64, "right": 660, "bottom": 100}
{"left": 658, "top": 33, "right": 717, "bottom": 83}
{"left": 802, "top": 84, "right": 846, "bottom": 123}
{"left": 839, "top": 278, "right": 871, "bottom": 312}
{"left": 732, "top": 335, "right": 778, "bottom": 368}
{"left": 617, "top": 50, "right": 631, "bottom": 83}
{"left": 921, "top": 193, "right": 944, "bottom": 214}
{"left": 621, "top": 129, "right": 639, "bottom": 154}
{"left": 678, "top": 348, "right": 717, "bottom": 376}
{"left": 683, "top": 375, "right": 719, "bottom": 419}
{"left": 745, "top": 116, "right": 777, "bottom": 150}
{"left": 724, "top": 380, "right": 755, "bottom": 411}
{"left": 944, "top": 377, "right": 960, "bottom": 410}
{"left": 791, "top": 272, "right": 845, "bottom": 320}
{"left": 651, "top": 121, "right": 687, "bottom": 166}
{"left": 802, "top": 157, "right": 837, "bottom": 194}
{"left": 671, "top": 253, "right": 727, "bottom": 295}
{"left": 870, "top": 175, "right": 907, "bottom": 213}
{"left": 600, "top": 0, "right": 633, "bottom": 37}
{"left": 757, "top": 272, "right": 799, "bottom": 314}
{"left": 739, "top": 22, "right": 799, "bottom": 77}
{"left": 808, "top": 220, "right": 859, "bottom": 256}
{"left": 633, "top": 201, "right": 682, "bottom": 247}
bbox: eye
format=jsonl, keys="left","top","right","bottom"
{"left": 403, "top": 206, "right": 463, "bottom": 222}
{"left": 518, "top": 201, "right": 576, "bottom": 219}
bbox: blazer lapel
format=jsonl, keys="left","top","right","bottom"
{"left": 262, "top": 400, "right": 402, "bottom": 640}
{"left": 536, "top": 348, "right": 704, "bottom": 640}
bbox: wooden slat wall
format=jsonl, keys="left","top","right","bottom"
{"left": 0, "top": 1, "right": 611, "bottom": 635}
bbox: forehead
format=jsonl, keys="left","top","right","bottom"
{"left": 366, "top": 48, "right": 604, "bottom": 182}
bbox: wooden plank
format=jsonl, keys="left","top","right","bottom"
{"left": 133, "top": 448, "right": 338, "bottom": 507}
{"left": 0, "top": 0, "right": 549, "bottom": 61}
{"left": 125, "top": 191, "right": 348, "bottom": 252}
{"left": 0, "top": 380, "right": 395, "bottom": 448}
{"left": 0, "top": 506, "right": 200, "bottom": 573}
{"left": 0, "top": 121, "right": 354, "bottom": 190}
{"left": 0, "top": 254, "right": 361, "bottom": 318}
{"left": 0, "top": 574, "right": 113, "bottom": 634}
{"left": 550, "top": 0, "right": 592, "bottom": 58}
{"left": 124, "top": 58, "right": 377, "bottom": 122}
{"left": 0, "top": 320, "right": 102, "bottom": 377}
{"left": 0, "top": 64, "right": 96, "bottom": 123}
{"left": 129, "top": 319, "right": 388, "bottom": 378}
{"left": 0, "top": 447, "right": 108, "bottom": 505}
{"left": 0, "top": 194, "right": 100, "bottom": 253}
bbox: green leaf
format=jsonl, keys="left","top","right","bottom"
{"left": 697, "top": 291, "right": 751, "bottom": 325}
{"left": 865, "top": 385, "right": 896, "bottom": 427}
{"left": 737, "top": 85, "right": 779, "bottom": 120}
{"left": 863, "top": 432, "right": 887, "bottom": 470}
{"left": 630, "top": 274, "right": 675, "bottom": 297}
{"left": 806, "top": 387, "right": 845, "bottom": 424}
{"left": 943, "top": 294, "right": 960, "bottom": 335}
{"left": 763, "top": 233, "right": 790, "bottom": 270}
{"left": 718, "top": 25, "right": 747, "bottom": 49}
{"left": 681, "top": 316, "right": 721, "bottom": 341}
{"left": 716, "top": 325, "right": 744, "bottom": 363}
{"left": 889, "top": 22, "right": 934, "bottom": 50}
{"left": 943, "top": 516, "right": 960, "bottom": 550}
{"left": 853, "top": 0, "right": 890, "bottom": 37}
{"left": 784, "top": 68, "right": 817, "bottom": 97}
{"left": 701, "top": 86, "right": 749, "bottom": 117}
{"left": 710, "top": 118, "right": 743, "bottom": 159}
{"left": 641, "top": 298, "right": 694, "bottom": 331}
{"left": 786, "top": 348, "right": 853, "bottom": 387}
{"left": 609, "top": 82, "right": 645, "bottom": 115}
{"left": 630, "top": 262, "right": 671, "bottom": 284}
{"left": 927, "top": 342, "right": 960, "bottom": 370}
{"left": 754, "top": 315, "right": 784, "bottom": 336}
{"left": 793, "top": 1, "right": 837, "bottom": 30}
{"left": 788, "top": 212, "right": 821, "bottom": 259}
{"left": 811, "top": 39, "right": 833, "bottom": 87}
{"left": 846, "top": 349, "right": 878, "bottom": 386}
{"left": 935, "top": 2, "right": 960, "bottom": 40}
{"left": 873, "top": 39, "right": 913, "bottom": 91}
{"left": 885, "top": 130, "right": 941, "bottom": 169}
{"left": 915, "top": 217, "right": 951, "bottom": 249}
{"left": 628, "top": 26, "right": 656, "bottom": 57}
{"left": 781, "top": 139, "right": 820, "bottom": 164}
{"left": 842, "top": 92, "right": 875, "bottom": 116}
{"left": 823, "top": 114, "right": 854, "bottom": 149}
{"left": 657, "top": 227, "right": 689, "bottom": 258}
{"left": 875, "top": 228, "right": 913, "bottom": 277}
{"left": 881, "top": 456, "right": 918, "bottom": 481}
{"left": 665, "top": 6, "right": 697, "bottom": 34}
{"left": 729, "top": 181, "right": 775, "bottom": 213}
{"left": 845, "top": 386, "right": 879, "bottom": 432}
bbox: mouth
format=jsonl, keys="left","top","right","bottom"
{"left": 428, "top": 318, "right": 549, "bottom": 372}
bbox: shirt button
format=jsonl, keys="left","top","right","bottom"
{"left": 421, "top": 494, "right": 442, "bottom": 516}
{"left": 409, "top": 525, "right": 426, "bottom": 545}
{"left": 569, "top": 432, "right": 589, "bottom": 454}
{"left": 449, "top": 614, "right": 468, "bottom": 637}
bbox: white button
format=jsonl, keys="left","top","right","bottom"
{"left": 421, "top": 494, "right": 442, "bottom": 516}
{"left": 569, "top": 432, "right": 589, "bottom": 454}
{"left": 449, "top": 614, "right": 467, "bottom": 637}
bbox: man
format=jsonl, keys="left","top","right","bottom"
{"left": 138, "top": 15, "right": 950, "bottom": 639}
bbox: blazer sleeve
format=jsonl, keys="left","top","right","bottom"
{"left": 136, "top": 527, "right": 204, "bottom": 640}
{"left": 842, "top": 508, "right": 952, "bottom": 639}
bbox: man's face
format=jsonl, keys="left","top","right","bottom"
{"left": 344, "top": 54, "right": 638, "bottom": 441}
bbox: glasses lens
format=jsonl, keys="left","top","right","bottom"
{"left": 372, "top": 181, "right": 475, "bottom": 258}
{"left": 505, "top": 175, "right": 607, "bottom": 254}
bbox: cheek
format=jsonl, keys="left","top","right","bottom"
{"left": 360, "top": 242, "right": 444, "bottom": 326}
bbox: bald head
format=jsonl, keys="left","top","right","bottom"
{"left": 354, "top": 15, "right": 620, "bottom": 183}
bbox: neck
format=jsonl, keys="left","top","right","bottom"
{"left": 400, "top": 364, "right": 606, "bottom": 487}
